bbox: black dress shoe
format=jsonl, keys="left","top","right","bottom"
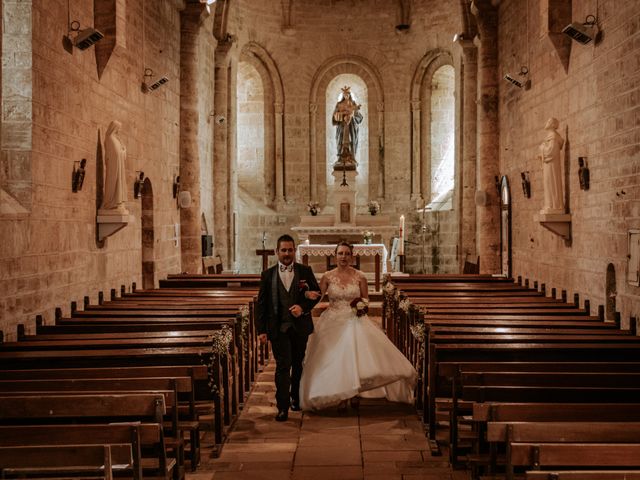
{"left": 275, "top": 410, "right": 288, "bottom": 422}
{"left": 290, "top": 400, "right": 301, "bottom": 411}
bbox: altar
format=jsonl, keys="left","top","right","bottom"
{"left": 297, "top": 243, "right": 387, "bottom": 291}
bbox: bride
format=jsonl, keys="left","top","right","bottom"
{"left": 299, "top": 241, "right": 417, "bottom": 411}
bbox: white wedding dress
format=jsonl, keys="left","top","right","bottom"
{"left": 299, "top": 269, "right": 417, "bottom": 411}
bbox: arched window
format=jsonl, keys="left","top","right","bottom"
{"left": 237, "top": 62, "right": 265, "bottom": 200}
{"left": 429, "top": 65, "right": 455, "bottom": 210}
{"left": 325, "top": 74, "right": 369, "bottom": 203}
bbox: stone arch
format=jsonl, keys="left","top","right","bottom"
{"left": 239, "top": 42, "right": 285, "bottom": 204}
{"left": 141, "top": 177, "right": 155, "bottom": 289}
{"left": 410, "top": 49, "right": 454, "bottom": 201}
{"left": 0, "top": 0, "right": 32, "bottom": 217}
{"left": 308, "top": 55, "right": 385, "bottom": 204}
{"left": 606, "top": 263, "right": 617, "bottom": 322}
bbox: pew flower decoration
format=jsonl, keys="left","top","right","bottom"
{"left": 307, "top": 201, "right": 319, "bottom": 216}
{"left": 383, "top": 280, "right": 396, "bottom": 298}
{"left": 202, "top": 325, "right": 233, "bottom": 395}
{"left": 239, "top": 305, "right": 250, "bottom": 340}
{"left": 350, "top": 297, "right": 369, "bottom": 317}
{"left": 399, "top": 297, "right": 412, "bottom": 314}
{"left": 409, "top": 322, "right": 426, "bottom": 365}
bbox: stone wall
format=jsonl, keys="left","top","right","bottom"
{"left": 0, "top": 0, "right": 189, "bottom": 339}
{"left": 498, "top": 0, "right": 640, "bottom": 325}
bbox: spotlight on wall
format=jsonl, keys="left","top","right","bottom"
{"left": 134, "top": 171, "right": 145, "bottom": 199}
{"left": 562, "top": 15, "right": 599, "bottom": 45}
{"left": 64, "top": 21, "right": 104, "bottom": 53}
{"left": 141, "top": 68, "right": 169, "bottom": 93}
{"left": 503, "top": 66, "right": 531, "bottom": 90}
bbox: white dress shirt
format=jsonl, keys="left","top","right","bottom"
{"left": 278, "top": 262, "right": 294, "bottom": 291}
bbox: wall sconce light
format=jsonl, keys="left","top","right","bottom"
{"left": 173, "top": 175, "right": 180, "bottom": 199}
{"left": 133, "top": 171, "right": 145, "bottom": 199}
{"left": 72, "top": 158, "right": 87, "bottom": 193}
{"left": 520, "top": 171, "right": 531, "bottom": 198}
{"left": 578, "top": 157, "right": 590, "bottom": 190}
{"left": 504, "top": 66, "right": 531, "bottom": 90}
{"left": 452, "top": 33, "right": 465, "bottom": 43}
{"left": 141, "top": 68, "right": 169, "bottom": 93}
{"left": 562, "top": 15, "right": 600, "bottom": 45}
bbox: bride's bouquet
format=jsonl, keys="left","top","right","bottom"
{"left": 350, "top": 297, "right": 369, "bottom": 317}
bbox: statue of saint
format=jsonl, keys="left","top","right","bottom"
{"left": 332, "top": 86, "right": 363, "bottom": 169}
{"left": 100, "top": 120, "right": 129, "bottom": 214}
{"left": 539, "top": 117, "right": 564, "bottom": 214}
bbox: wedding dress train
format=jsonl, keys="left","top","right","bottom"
{"left": 299, "top": 270, "right": 417, "bottom": 411}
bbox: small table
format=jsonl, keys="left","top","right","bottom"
{"left": 255, "top": 249, "right": 275, "bottom": 272}
{"left": 297, "top": 243, "right": 387, "bottom": 291}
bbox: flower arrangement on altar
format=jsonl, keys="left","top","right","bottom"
{"left": 350, "top": 297, "right": 369, "bottom": 317}
{"left": 362, "top": 230, "right": 374, "bottom": 245}
{"left": 307, "top": 201, "right": 319, "bottom": 216}
{"left": 367, "top": 200, "right": 380, "bottom": 215}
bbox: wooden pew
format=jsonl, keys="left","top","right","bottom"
{"left": 526, "top": 471, "right": 640, "bottom": 479}
{"left": 0, "top": 444, "right": 133, "bottom": 480}
{"left": 0, "top": 423, "right": 172, "bottom": 480}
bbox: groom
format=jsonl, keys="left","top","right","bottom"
{"left": 256, "top": 234, "right": 321, "bottom": 421}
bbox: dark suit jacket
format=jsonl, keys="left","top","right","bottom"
{"left": 256, "top": 262, "right": 321, "bottom": 340}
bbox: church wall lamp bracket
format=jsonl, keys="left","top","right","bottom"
{"left": 72, "top": 158, "right": 87, "bottom": 193}
{"left": 520, "top": 171, "right": 531, "bottom": 198}
{"left": 578, "top": 157, "right": 590, "bottom": 190}
{"left": 133, "top": 171, "right": 145, "bottom": 199}
{"left": 173, "top": 175, "right": 180, "bottom": 199}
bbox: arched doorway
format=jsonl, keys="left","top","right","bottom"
{"left": 141, "top": 178, "right": 155, "bottom": 289}
{"left": 605, "top": 263, "right": 616, "bottom": 321}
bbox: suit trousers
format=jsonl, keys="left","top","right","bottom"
{"left": 270, "top": 326, "right": 309, "bottom": 411}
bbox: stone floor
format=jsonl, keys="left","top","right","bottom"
{"left": 188, "top": 361, "right": 470, "bottom": 480}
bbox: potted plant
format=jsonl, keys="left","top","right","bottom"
{"left": 368, "top": 200, "right": 380, "bottom": 216}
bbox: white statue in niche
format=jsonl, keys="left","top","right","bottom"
{"left": 100, "top": 120, "right": 129, "bottom": 215}
{"left": 539, "top": 117, "right": 564, "bottom": 214}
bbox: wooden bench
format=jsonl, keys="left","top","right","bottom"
{"left": 0, "top": 423, "right": 172, "bottom": 480}
{"left": 0, "top": 444, "right": 133, "bottom": 480}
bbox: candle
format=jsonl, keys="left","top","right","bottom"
{"left": 398, "top": 215, "right": 405, "bottom": 255}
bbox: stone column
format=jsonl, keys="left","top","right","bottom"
{"left": 213, "top": 40, "right": 234, "bottom": 269}
{"left": 228, "top": 59, "right": 238, "bottom": 268}
{"left": 274, "top": 102, "right": 285, "bottom": 203}
{"left": 455, "top": 37, "right": 479, "bottom": 270}
{"left": 179, "top": 3, "right": 208, "bottom": 274}
{"left": 410, "top": 100, "right": 422, "bottom": 202}
{"left": 309, "top": 102, "right": 318, "bottom": 202}
{"left": 472, "top": 0, "right": 500, "bottom": 273}
{"left": 376, "top": 102, "right": 385, "bottom": 199}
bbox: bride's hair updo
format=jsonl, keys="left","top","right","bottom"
{"left": 335, "top": 241, "right": 353, "bottom": 255}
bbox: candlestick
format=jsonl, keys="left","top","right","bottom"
{"left": 398, "top": 215, "right": 405, "bottom": 256}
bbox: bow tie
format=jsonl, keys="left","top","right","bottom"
{"left": 279, "top": 264, "right": 294, "bottom": 272}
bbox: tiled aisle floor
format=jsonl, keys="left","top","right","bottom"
{"left": 190, "top": 361, "right": 469, "bottom": 480}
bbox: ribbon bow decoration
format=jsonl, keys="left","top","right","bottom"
{"left": 279, "top": 264, "right": 294, "bottom": 272}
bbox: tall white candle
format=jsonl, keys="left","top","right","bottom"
{"left": 398, "top": 215, "right": 405, "bottom": 255}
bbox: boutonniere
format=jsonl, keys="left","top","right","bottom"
{"left": 350, "top": 297, "right": 369, "bottom": 317}
{"left": 298, "top": 280, "right": 308, "bottom": 292}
